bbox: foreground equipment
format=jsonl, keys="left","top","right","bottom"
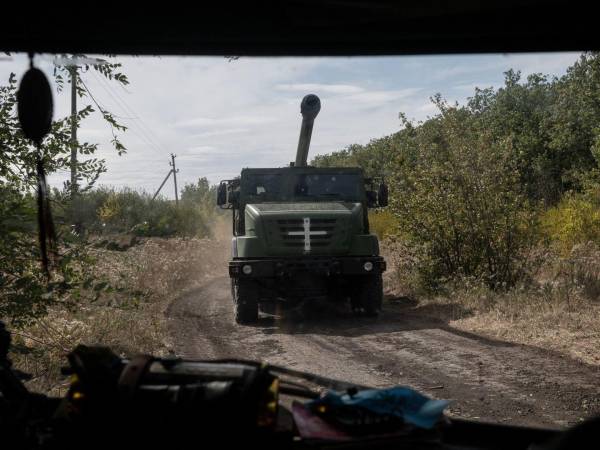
{"left": 0, "top": 323, "right": 587, "bottom": 450}
{"left": 218, "top": 95, "right": 388, "bottom": 324}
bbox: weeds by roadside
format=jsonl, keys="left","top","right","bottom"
{"left": 382, "top": 239, "right": 600, "bottom": 366}
{"left": 7, "top": 229, "right": 229, "bottom": 395}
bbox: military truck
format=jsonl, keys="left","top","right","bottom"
{"left": 217, "top": 95, "right": 388, "bottom": 324}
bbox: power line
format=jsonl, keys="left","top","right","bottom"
{"left": 79, "top": 77, "right": 167, "bottom": 164}
{"left": 86, "top": 71, "right": 165, "bottom": 156}
{"left": 80, "top": 78, "right": 115, "bottom": 125}
{"left": 75, "top": 81, "right": 136, "bottom": 120}
{"left": 87, "top": 70, "right": 165, "bottom": 156}
{"left": 93, "top": 70, "right": 167, "bottom": 148}
{"left": 79, "top": 74, "right": 187, "bottom": 204}
{"left": 90, "top": 106, "right": 162, "bottom": 156}
{"left": 89, "top": 69, "right": 168, "bottom": 155}
{"left": 77, "top": 76, "right": 167, "bottom": 162}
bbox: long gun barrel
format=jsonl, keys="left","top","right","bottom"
{"left": 295, "top": 94, "right": 321, "bottom": 167}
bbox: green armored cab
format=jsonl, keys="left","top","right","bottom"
{"left": 217, "top": 95, "right": 388, "bottom": 324}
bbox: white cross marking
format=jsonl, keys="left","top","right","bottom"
{"left": 287, "top": 217, "right": 327, "bottom": 252}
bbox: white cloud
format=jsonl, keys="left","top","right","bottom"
{"left": 501, "top": 52, "right": 580, "bottom": 77}
{"left": 173, "top": 115, "right": 277, "bottom": 129}
{"left": 0, "top": 53, "right": 581, "bottom": 197}
{"left": 182, "top": 145, "right": 218, "bottom": 154}
{"left": 189, "top": 128, "right": 249, "bottom": 138}
{"left": 275, "top": 83, "right": 364, "bottom": 94}
{"left": 344, "top": 88, "right": 422, "bottom": 106}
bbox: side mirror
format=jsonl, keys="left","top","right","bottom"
{"left": 378, "top": 182, "right": 389, "bottom": 207}
{"left": 217, "top": 182, "right": 228, "bottom": 207}
{"left": 366, "top": 190, "right": 378, "bottom": 208}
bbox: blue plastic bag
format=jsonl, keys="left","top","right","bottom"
{"left": 307, "top": 386, "right": 449, "bottom": 430}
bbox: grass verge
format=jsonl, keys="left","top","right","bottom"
{"left": 7, "top": 233, "right": 228, "bottom": 395}
{"left": 382, "top": 240, "right": 600, "bottom": 366}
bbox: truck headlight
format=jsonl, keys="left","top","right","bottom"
{"left": 363, "top": 261, "right": 373, "bottom": 272}
{"left": 242, "top": 264, "right": 253, "bottom": 275}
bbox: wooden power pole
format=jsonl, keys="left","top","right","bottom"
{"left": 170, "top": 153, "right": 179, "bottom": 205}
{"left": 152, "top": 155, "right": 180, "bottom": 204}
{"left": 152, "top": 169, "right": 173, "bottom": 201}
{"left": 69, "top": 66, "right": 78, "bottom": 197}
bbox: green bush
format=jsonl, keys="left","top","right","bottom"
{"left": 390, "top": 104, "right": 536, "bottom": 289}
{"left": 368, "top": 209, "right": 399, "bottom": 239}
{"left": 0, "top": 186, "right": 108, "bottom": 326}
{"left": 540, "top": 192, "right": 600, "bottom": 255}
{"left": 311, "top": 54, "right": 600, "bottom": 291}
{"left": 73, "top": 183, "right": 217, "bottom": 238}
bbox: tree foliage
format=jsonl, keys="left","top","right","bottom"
{"left": 314, "top": 52, "right": 600, "bottom": 288}
{"left": 391, "top": 102, "right": 536, "bottom": 288}
{"left": 0, "top": 55, "right": 130, "bottom": 324}
{"left": 89, "top": 185, "right": 216, "bottom": 238}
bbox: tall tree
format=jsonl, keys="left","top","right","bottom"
{"left": 0, "top": 54, "right": 130, "bottom": 324}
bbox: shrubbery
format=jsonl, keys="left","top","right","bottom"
{"left": 0, "top": 178, "right": 219, "bottom": 325}
{"left": 390, "top": 105, "right": 537, "bottom": 289}
{"left": 72, "top": 179, "right": 218, "bottom": 238}
{"left": 540, "top": 194, "right": 600, "bottom": 255}
{"left": 315, "top": 53, "right": 600, "bottom": 291}
{"left": 368, "top": 209, "right": 399, "bottom": 240}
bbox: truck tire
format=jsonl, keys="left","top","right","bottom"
{"left": 232, "top": 278, "right": 259, "bottom": 325}
{"left": 352, "top": 274, "right": 383, "bottom": 317}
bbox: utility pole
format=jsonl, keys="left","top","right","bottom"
{"left": 170, "top": 153, "right": 179, "bottom": 205}
{"left": 69, "top": 66, "right": 77, "bottom": 197}
{"left": 68, "top": 66, "right": 83, "bottom": 235}
{"left": 152, "top": 168, "right": 173, "bottom": 201}
{"left": 54, "top": 56, "right": 110, "bottom": 197}
{"left": 152, "top": 155, "right": 179, "bottom": 203}
{"left": 53, "top": 56, "right": 110, "bottom": 235}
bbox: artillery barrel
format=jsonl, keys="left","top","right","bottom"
{"left": 295, "top": 94, "right": 321, "bottom": 167}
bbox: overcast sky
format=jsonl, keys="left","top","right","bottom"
{"left": 1, "top": 52, "right": 582, "bottom": 198}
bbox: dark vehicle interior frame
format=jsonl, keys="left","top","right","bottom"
{"left": 1, "top": 1, "right": 598, "bottom": 449}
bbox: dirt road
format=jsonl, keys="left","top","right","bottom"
{"left": 167, "top": 273, "right": 600, "bottom": 429}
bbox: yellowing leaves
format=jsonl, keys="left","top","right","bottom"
{"left": 540, "top": 194, "right": 600, "bottom": 255}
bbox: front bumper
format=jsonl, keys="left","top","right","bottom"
{"left": 229, "top": 256, "right": 386, "bottom": 278}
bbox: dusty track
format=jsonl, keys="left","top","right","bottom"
{"left": 167, "top": 272, "right": 600, "bottom": 429}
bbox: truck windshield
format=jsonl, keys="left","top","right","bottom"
{"left": 244, "top": 172, "right": 362, "bottom": 202}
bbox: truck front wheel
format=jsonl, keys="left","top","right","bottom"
{"left": 232, "top": 278, "right": 259, "bottom": 324}
{"left": 352, "top": 274, "right": 383, "bottom": 317}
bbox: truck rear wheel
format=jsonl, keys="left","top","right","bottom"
{"left": 232, "top": 278, "right": 259, "bottom": 325}
{"left": 352, "top": 274, "right": 383, "bottom": 317}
